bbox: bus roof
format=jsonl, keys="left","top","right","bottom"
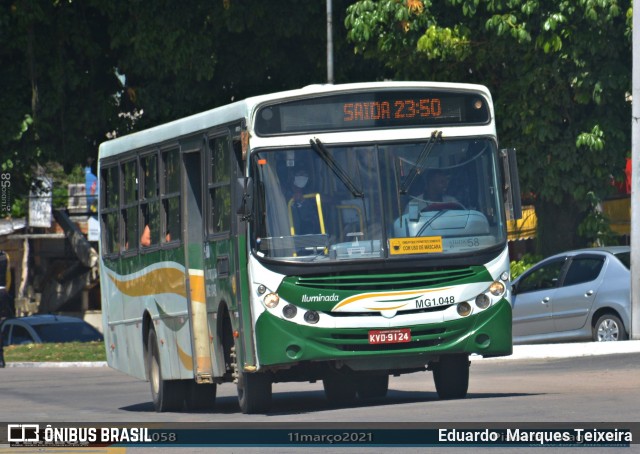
{"left": 98, "top": 81, "right": 491, "bottom": 160}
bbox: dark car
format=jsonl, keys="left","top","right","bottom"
{"left": 511, "top": 246, "right": 630, "bottom": 344}
{"left": 0, "top": 314, "right": 104, "bottom": 345}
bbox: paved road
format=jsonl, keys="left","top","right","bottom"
{"left": 1, "top": 341, "right": 639, "bottom": 453}
{"left": 5, "top": 339, "right": 640, "bottom": 367}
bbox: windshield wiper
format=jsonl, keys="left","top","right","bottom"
{"left": 399, "top": 130, "right": 442, "bottom": 194}
{"left": 310, "top": 138, "right": 363, "bottom": 198}
{"left": 417, "top": 209, "right": 449, "bottom": 236}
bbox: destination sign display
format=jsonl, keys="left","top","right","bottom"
{"left": 255, "top": 90, "right": 490, "bottom": 135}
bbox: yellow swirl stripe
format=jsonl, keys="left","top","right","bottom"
{"left": 108, "top": 267, "right": 205, "bottom": 304}
{"left": 334, "top": 287, "right": 452, "bottom": 310}
{"left": 177, "top": 341, "right": 193, "bottom": 370}
{"left": 364, "top": 303, "right": 409, "bottom": 311}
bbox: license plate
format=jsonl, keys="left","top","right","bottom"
{"left": 368, "top": 328, "right": 411, "bottom": 345}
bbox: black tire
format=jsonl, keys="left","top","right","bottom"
{"left": 593, "top": 313, "right": 628, "bottom": 342}
{"left": 356, "top": 374, "right": 389, "bottom": 399}
{"left": 323, "top": 372, "right": 357, "bottom": 405}
{"left": 184, "top": 381, "right": 217, "bottom": 411}
{"left": 433, "top": 354, "right": 470, "bottom": 400}
{"left": 147, "top": 328, "right": 185, "bottom": 412}
{"left": 237, "top": 370, "right": 272, "bottom": 414}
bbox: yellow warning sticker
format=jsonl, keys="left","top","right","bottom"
{"left": 389, "top": 237, "right": 443, "bottom": 255}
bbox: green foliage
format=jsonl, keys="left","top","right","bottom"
{"left": 345, "top": 0, "right": 631, "bottom": 255}
{"left": 1, "top": 0, "right": 380, "bottom": 208}
{"left": 10, "top": 199, "right": 26, "bottom": 219}
{"left": 510, "top": 253, "right": 543, "bottom": 280}
{"left": 3, "top": 341, "right": 106, "bottom": 363}
{"left": 577, "top": 191, "right": 619, "bottom": 247}
{"left": 576, "top": 125, "right": 605, "bottom": 152}
{"left": 417, "top": 25, "right": 472, "bottom": 60}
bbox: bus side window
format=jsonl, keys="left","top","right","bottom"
{"left": 100, "top": 165, "right": 119, "bottom": 255}
{"left": 140, "top": 205, "right": 159, "bottom": 247}
{"left": 208, "top": 135, "right": 231, "bottom": 235}
{"left": 122, "top": 159, "right": 139, "bottom": 251}
{"left": 162, "top": 149, "right": 181, "bottom": 243}
{"left": 141, "top": 153, "right": 160, "bottom": 247}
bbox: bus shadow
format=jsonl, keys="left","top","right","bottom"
{"left": 262, "top": 390, "right": 536, "bottom": 416}
{"left": 119, "top": 389, "right": 536, "bottom": 415}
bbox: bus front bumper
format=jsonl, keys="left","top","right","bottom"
{"left": 255, "top": 298, "right": 512, "bottom": 367}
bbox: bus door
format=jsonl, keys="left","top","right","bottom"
{"left": 182, "top": 145, "right": 214, "bottom": 383}
{"left": 204, "top": 131, "right": 243, "bottom": 378}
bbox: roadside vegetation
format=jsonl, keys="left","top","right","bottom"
{"left": 3, "top": 341, "right": 106, "bottom": 363}
{"left": 510, "top": 254, "right": 543, "bottom": 280}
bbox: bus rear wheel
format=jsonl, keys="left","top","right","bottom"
{"left": 432, "top": 354, "right": 470, "bottom": 400}
{"left": 147, "top": 328, "right": 185, "bottom": 412}
{"left": 184, "top": 381, "right": 217, "bottom": 411}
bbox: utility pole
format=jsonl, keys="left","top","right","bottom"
{"left": 631, "top": 0, "right": 640, "bottom": 339}
{"left": 326, "top": 0, "right": 334, "bottom": 84}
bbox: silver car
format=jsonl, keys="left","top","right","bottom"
{"left": 511, "top": 246, "right": 630, "bottom": 344}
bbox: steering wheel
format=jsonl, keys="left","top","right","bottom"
{"left": 422, "top": 202, "right": 466, "bottom": 212}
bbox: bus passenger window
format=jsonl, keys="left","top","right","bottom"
{"left": 208, "top": 136, "right": 231, "bottom": 235}
{"left": 122, "top": 160, "right": 139, "bottom": 251}
{"left": 140, "top": 203, "right": 159, "bottom": 247}
{"left": 102, "top": 212, "right": 118, "bottom": 254}
{"left": 141, "top": 153, "right": 160, "bottom": 248}
{"left": 162, "top": 149, "right": 181, "bottom": 243}
{"left": 123, "top": 207, "right": 138, "bottom": 250}
{"left": 100, "top": 166, "right": 120, "bottom": 255}
{"left": 210, "top": 186, "right": 231, "bottom": 233}
{"left": 163, "top": 195, "right": 180, "bottom": 242}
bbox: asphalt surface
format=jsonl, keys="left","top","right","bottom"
{"left": 477, "top": 339, "right": 640, "bottom": 361}
{"left": 3, "top": 340, "right": 640, "bottom": 367}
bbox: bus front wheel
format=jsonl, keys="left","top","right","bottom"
{"left": 323, "top": 372, "right": 357, "bottom": 405}
{"left": 432, "top": 354, "right": 470, "bottom": 400}
{"left": 147, "top": 328, "right": 185, "bottom": 412}
{"left": 237, "top": 370, "right": 272, "bottom": 414}
{"left": 357, "top": 374, "right": 389, "bottom": 399}
{"left": 231, "top": 346, "right": 272, "bottom": 414}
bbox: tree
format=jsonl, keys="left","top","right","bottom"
{"left": 103, "top": 0, "right": 377, "bottom": 129}
{"left": 345, "top": 0, "right": 632, "bottom": 256}
{"left": 1, "top": 0, "right": 124, "bottom": 211}
{"left": 1, "top": 0, "right": 377, "bottom": 212}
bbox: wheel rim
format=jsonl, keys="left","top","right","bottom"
{"left": 151, "top": 355, "right": 160, "bottom": 394}
{"left": 597, "top": 319, "right": 619, "bottom": 341}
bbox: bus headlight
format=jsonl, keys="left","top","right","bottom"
{"left": 257, "top": 284, "right": 267, "bottom": 295}
{"left": 457, "top": 302, "right": 472, "bottom": 317}
{"left": 475, "top": 294, "right": 491, "bottom": 309}
{"left": 263, "top": 292, "right": 280, "bottom": 308}
{"left": 489, "top": 281, "right": 505, "bottom": 296}
{"left": 304, "top": 310, "right": 320, "bottom": 324}
{"left": 282, "top": 304, "right": 297, "bottom": 319}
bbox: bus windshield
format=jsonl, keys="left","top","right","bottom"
{"left": 251, "top": 138, "right": 506, "bottom": 262}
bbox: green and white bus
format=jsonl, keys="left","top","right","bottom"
{"left": 98, "top": 82, "right": 521, "bottom": 414}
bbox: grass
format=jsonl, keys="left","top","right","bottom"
{"left": 3, "top": 341, "right": 107, "bottom": 363}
